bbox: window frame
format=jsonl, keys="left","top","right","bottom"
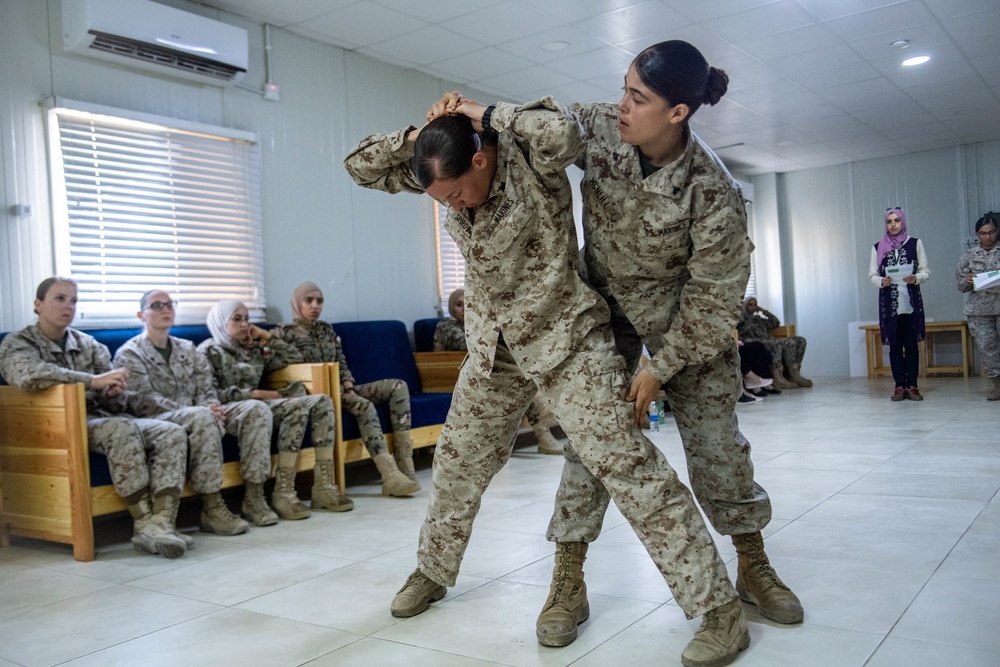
{"left": 45, "top": 97, "right": 266, "bottom": 327}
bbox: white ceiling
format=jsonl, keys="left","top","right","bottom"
{"left": 197, "top": 0, "right": 1000, "bottom": 175}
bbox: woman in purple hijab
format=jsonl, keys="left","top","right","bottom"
{"left": 868, "top": 207, "right": 931, "bottom": 401}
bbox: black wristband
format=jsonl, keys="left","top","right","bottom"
{"left": 482, "top": 105, "right": 496, "bottom": 132}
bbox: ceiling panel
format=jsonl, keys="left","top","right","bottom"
{"left": 823, "top": 1, "right": 937, "bottom": 41}
{"left": 440, "top": 3, "right": 563, "bottom": 46}
{"left": 574, "top": 2, "right": 692, "bottom": 46}
{"left": 196, "top": 0, "right": 1000, "bottom": 175}
{"left": 358, "top": 25, "right": 485, "bottom": 66}
{"left": 426, "top": 48, "right": 537, "bottom": 85}
{"left": 704, "top": 0, "right": 819, "bottom": 43}
{"left": 304, "top": 1, "right": 426, "bottom": 49}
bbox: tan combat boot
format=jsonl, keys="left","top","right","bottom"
{"left": 161, "top": 491, "right": 194, "bottom": 548}
{"left": 373, "top": 451, "right": 420, "bottom": 497}
{"left": 392, "top": 430, "right": 419, "bottom": 483}
{"left": 733, "top": 531, "right": 803, "bottom": 624}
{"left": 681, "top": 598, "right": 750, "bottom": 667}
{"left": 536, "top": 542, "right": 590, "bottom": 647}
{"left": 148, "top": 492, "right": 188, "bottom": 558}
{"left": 987, "top": 376, "right": 1000, "bottom": 401}
{"left": 271, "top": 452, "right": 311, "bottom": 520}
{"left": 127, "top": 492, "right": 186, "bottom": 558}
{"left": 311, "top": 447, "right": 354, "bottom": 512}
{"left": 391, "top": 568, "right": 447, "bottom": 618}
{"left": 788, "top": 363, "right": 813, "bottom": 387}
{"left": 242, "top": 481, "right": 279, "bottom": 526}
{"left": 769, "top": 363, "right": 797, "bottom": 390}
{"left": 200, "top": 492, "right": 249, "bottom": 535}
{"left": 533, "top": 424, "right": 564, "bottom": 455}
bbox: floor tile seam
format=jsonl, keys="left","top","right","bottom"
{"left": 818, "top": 490, "right": 992, "bottom": 510}
{"left": 289, "top": 634, "right": 369, "bottom": 667}
{"left": 27, "top": 600, "right": 223, "bottom": 665}
{"left": 224, "top": 604, "right": 374, "bottom": 638}
{"left": 0, "top": 579, "right": 149, "bottom": 623}
{"left": 785, "top": 511, "right": 978, "bottom": 535}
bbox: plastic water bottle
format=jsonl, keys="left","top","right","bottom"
{"left": 649, "top": 401, "right": 659, "bottom": 432}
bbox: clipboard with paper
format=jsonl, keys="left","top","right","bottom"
{"left": 973, "top": 270, "right": 1000, "bottom": 291}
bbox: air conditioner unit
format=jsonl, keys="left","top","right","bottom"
{"left": 62, "top": 0, "right": 248, "bottom": 87}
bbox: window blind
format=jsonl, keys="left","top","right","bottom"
{"left": 48, "top": 101, "right": 266, "bottom": 326}
{"left": 435, "top": 200, "right": 465, "bottom": 309}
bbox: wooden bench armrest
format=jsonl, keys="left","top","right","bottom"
{"left": 0, "top": 383, "right": 94, "bottom": 560}
{"left": 261, "top": 363, "right": 329, "bottom": 394}
{"left": 768, "top": 324, "right": 796, "bottom": 338}
{"left": 414, "top": 351, "right": 466, "bottom": 393}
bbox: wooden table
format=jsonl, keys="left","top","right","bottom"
{"left": 860, "top": 320, "right": 972, "bottom": 379}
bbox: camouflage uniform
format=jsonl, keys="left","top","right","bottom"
{"left": 958, "top": 245, "right": 1000, "bottom": 377}
{"left": 114, "top": 334, "right": 272, "bottom": 488}
{"left": 0, "top": 325, "right": 187, "bottom": 498}
{"left": 737, "top": 307, "right": 807, "bottom": 371}
{"left": 548, "top": 103, "right": 771, "bottom": 544}
{"left": 271, "top": 320, "right": 410, "bottom": 458}
{"left": 198, "top": 336, "right": 336, "bottom": 453}
{"left": 433, "top": 318, "right": 467, "bottom": 352}
{"left": 344, "top": 97, "right": 734, "bottom": 618}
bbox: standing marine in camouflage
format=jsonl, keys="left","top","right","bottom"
{"left": 957, "top": 212, "right": 1000, "bottom": 399}
{"left": 544, "top": 41, "right": 803, "bottom": 666}
{"left": 737, "top": 298, "right": 811, "bottom": 388}
{"left": 271, "top": 282, "right": 419, "bottom": 496}
{"left": 113, "top": 289, "right": 270, "bottom": 534}
{"left": 199, "top": 298, "right": 353, "bottom": 517}
{"left": 0, "top": 278, "right": 188, "bottom": 558}
{"left": 435, "top": 287, "right": 562, "bottom": 454}
{"left": 345, "top": 91, "right": 745, "bottom": 667}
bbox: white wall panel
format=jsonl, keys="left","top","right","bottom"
{"left": 780, "top": 166, "right": 859, "bottom": 377}
{"left": 0, "top": 0, "right": 55, "bottom": 332}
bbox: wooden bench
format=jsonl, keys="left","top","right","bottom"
{"left": 0, "top": 362, "right": 330, "bottom": 562}
{"left": 860, "top": 321, "right": 972, "bottom": 379}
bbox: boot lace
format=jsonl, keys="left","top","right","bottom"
{"left": 745, "top": 539, "right": 786, "bottom": 590}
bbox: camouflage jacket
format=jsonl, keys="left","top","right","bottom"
{"left": 0, "top": 324, "right": 127, "bottom": 417}
{"left": 957, "top": 245, "right": 1000, "bottom": 316}
{"left": 270, "top": 320, "right": 355, "bottom": 386}
{"left": 572, "top": 102, "right": 753, "bottom": 383}
{"left": 113, "top": 333, "right": 220, "bottom": 416}
{"left": 737, "top": 309, "right": 781, "bottom": 340}
{"left": 197, "top": 336, "right": 302, "bottom": 403}
{"left": 433, "top": 318, "right": 467, "bottom": 352}
{"left": 345, "top": 97, "right": 608, "bottom": 377}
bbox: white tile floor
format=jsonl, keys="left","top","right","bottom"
{"left": 2, "top": 376, "right": 999, "bottom": 667}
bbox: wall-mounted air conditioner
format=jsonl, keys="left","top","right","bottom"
{"left": 62, "top": 0, "right": 248, "bottom": 87}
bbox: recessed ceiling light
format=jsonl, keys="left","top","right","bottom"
{"left": 540, "top": 41, "right": 570, "bottom": 52}
{"left": 890, "top": 39, "right": 910, "bottom": 49}
{"left": 902, "top": 55, "right": 930, "bottom": 67}
{"left": 776, "top": 140, "right": 794, "bottom": 146}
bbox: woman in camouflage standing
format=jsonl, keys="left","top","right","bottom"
{"left": 958, "top": 212, "right": 1000, "bottom": 400}
{"left": 345, "top": 92, "right": 745, "bottom": 667}
{"left": 541, "top": 40, "right": 804, "bottom": 661}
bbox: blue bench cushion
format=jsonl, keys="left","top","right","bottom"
{"left": 339, "top": 391, "right": 453, "bottom": 442}
{"left": 332, "top": 320, "right": 422, "bottom": 393}
{"left": 413, "top": 318, "right": 444, "bottom": 353}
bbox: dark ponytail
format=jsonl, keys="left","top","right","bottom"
{"left": 633, "top": 40, "right": 728, "bottom": 119}
{"left": 413, "top": 115, "right": 497, "bottom": 189}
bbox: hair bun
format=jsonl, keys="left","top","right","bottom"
{"left": 703, "top": 67, "right": 729, "bottom": 106}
